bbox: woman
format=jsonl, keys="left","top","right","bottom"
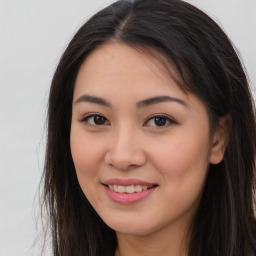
{"left": 42, "top": 0, "right": 256, "bottom": 255}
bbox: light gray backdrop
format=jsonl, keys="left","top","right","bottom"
{"left": 0, "top": 1, "right": 255, "bottom": 256}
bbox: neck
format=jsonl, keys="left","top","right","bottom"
{"left": 115, "top": 224, "right": 189, "bottom": 256}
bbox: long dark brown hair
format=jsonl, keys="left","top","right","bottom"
{"left": 41, "top": 0, "right": 256, "bottom": 255}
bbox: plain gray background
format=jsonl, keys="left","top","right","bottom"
{"left": 0, "top": 1, "right": 255, "bottom": 255}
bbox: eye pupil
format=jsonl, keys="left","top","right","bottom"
{"left": 154, "top": 117, "right": 166, "bottom": 126}
{"left": 94, "top": 115, "right": 106, "bottom": 125}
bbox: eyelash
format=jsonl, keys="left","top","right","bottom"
{"left": 80, "top": 113, "right": 177, "bottom": 128}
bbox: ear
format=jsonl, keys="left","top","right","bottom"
{"left": 209, "top": 115, "right": 231, "bottom": 165}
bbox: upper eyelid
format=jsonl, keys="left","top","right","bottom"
{"left": 144, "top": 114, "right": 176, "bottom": 123}
{"left": 80, "top": 112, "right": 106, "bottom": 120}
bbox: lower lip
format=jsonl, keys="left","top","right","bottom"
{"left": 104, "top": 186, "right": 157, "bottom": 205}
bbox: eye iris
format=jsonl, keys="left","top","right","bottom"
{"left": 154, "top": 117, "right": 166, "bottom": 126}
{"left": 94, "top": 115, "right": 106, "bottom": 125}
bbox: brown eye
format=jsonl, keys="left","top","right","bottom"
{"left": 144, "top": 115, "right": 176, "bottom": 127}
{"left": 81, "top": 114, "right": 109, "bottom": 126}
{"left": 94, "top": 115, "right": 107, "bottom": 125}
{"left": 154, "top": 117, "right": 167, "bottom": 126}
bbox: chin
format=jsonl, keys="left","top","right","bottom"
{"left": 103, "top": 215, "right": 159, "bottom": 236}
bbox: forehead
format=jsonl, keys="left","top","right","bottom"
{"left": 74, "top": 42, "right": 185, "bottom": 101}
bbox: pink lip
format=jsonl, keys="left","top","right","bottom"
{"left": 102, "top": 178, "right": 158, "bottom": 205}
{"left": 102, "top": 178, "right": 156, "bottom": 187}
{"left": 104, "top": 186, "right": 157, "bottom": 205}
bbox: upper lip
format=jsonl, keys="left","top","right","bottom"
{"left": 102, "top": 178, "right": 157, "bottom": 187}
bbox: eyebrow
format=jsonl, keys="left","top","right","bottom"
{"left": 136, "top": 95, "right": 187, "bottom": 108}
{"left": 74, "top": 94, "right": 187, "bottom": 108}
{"left": 74, "top": 94, "right": 112, "bottom": 107}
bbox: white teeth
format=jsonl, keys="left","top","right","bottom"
{"left": 108, "top": 184, "right": 151, "bottom": 193}
{"left": 126, "top": 185, "right": 135, "bottom": 193}
{"left": 117, "top": 185, "right": 126, "bottom": 193}
{"left": 135, "top": 185, "right": 142, "bottom": 192}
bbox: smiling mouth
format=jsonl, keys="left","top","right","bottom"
{"left": 105, "top": 184, "right": 157, "bottom": 194}
{"left": 102, "top": 180, "right": 158, "bottom": 204}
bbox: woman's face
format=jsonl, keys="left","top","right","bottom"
{"left": 70, "top": 42, "right": 224, "bottom": 237}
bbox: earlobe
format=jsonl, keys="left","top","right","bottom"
{"left": 209, "top": 114, "right": 231, "bottom": 165}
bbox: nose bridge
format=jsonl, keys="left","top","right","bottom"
{"left": 114, "top": 122, "right": 134, "bottom": 149}
{"left": 105, "top": 122, "right": 146, "bottom": 170}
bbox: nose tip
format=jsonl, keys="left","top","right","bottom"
{"left": 104, "top": 146, "right": 146, "bottom": 171}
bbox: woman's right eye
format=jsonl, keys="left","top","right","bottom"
{"left": 81, "top": 114, "right": 110, "bottom": 126}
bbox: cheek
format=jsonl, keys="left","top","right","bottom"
{"left": 70, "top": 127, "right": 108, "bottom": 208}
{"left": 70, "top": 126, "right": 105, "bottom": 183}
{"left": 148, "top": 137, "right": 210, "bottom": 222}
{"left": 149, "top": 132, "right": 210, "bottom": 192}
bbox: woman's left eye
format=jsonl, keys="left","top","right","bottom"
{"left": 144, "top": 115, "right": 176, "bottom": 127}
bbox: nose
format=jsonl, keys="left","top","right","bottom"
{"left": 104, "top": 125, "right": 146, "bottom": 171}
